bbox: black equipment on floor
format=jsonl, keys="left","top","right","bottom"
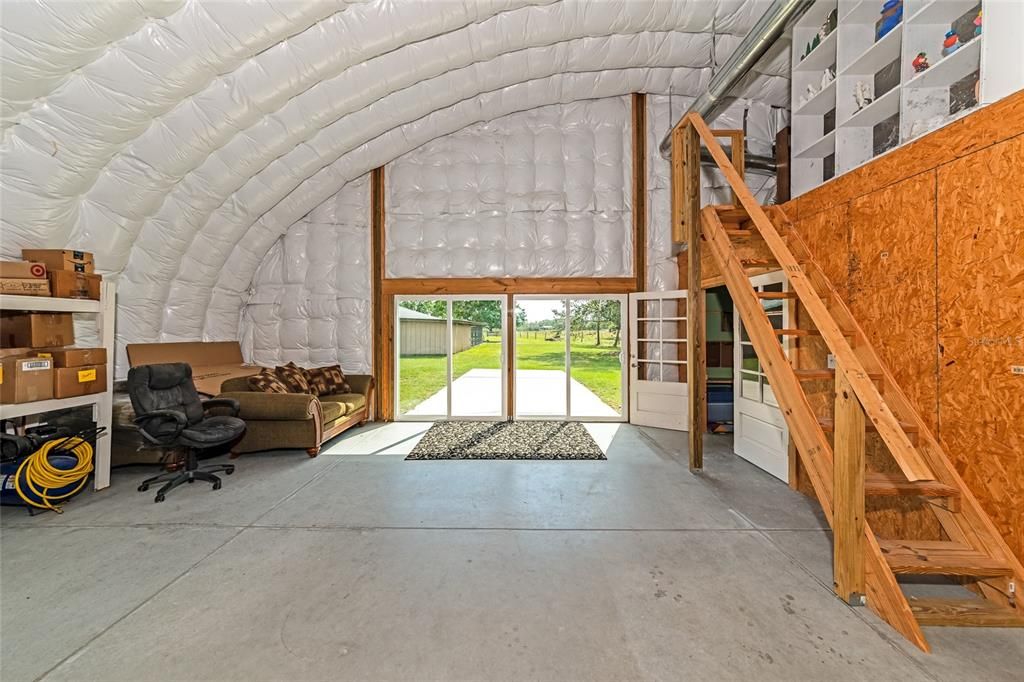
{"left": 126, "top": 363, "right": 246, "bottom": 503}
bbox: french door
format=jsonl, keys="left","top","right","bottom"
{"left": 512, "top": 295, "right": 627, "bottom": 422}
{"left": 395, "top": 295, "right": 507, "bottom": 421}
{"left": 628, "top": 290, "right": 689, "bottom": 430}
{"left": 733, "top": 272, "right": 790, "bottom": 482}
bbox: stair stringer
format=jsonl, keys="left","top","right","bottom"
{"left": 699, "top": 206, "right": 930, "bottom": 651}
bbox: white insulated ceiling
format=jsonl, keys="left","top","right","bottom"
{"left": 0, "top": 0, "right": 791, "bottom": 355}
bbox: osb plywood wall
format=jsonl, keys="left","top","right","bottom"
{"left": 783, "top": 91, "right": 1024, "bottom": 562}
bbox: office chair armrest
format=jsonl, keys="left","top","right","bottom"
{"left": 133, "top": 409, "right": 188, "bottom": 445}
{"left": 202, "top": 397, "right": 241, "bottom": 417}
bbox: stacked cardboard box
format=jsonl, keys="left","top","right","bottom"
{"left": 0, "top": 260, "right": 49, "bottom": 296}
{"left": 24, "top": 249, "right": 102, "bottom": 300}
{"left": 0, "top": 250, "right": 102, "bottom": 300}
{"left": 0, "top": 314, "right": 107, "bottom": 403}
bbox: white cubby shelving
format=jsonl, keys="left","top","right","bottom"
{"left": 790, "top": 0, "right": 1024, "bottom": 196}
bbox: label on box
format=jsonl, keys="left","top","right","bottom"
{"left": 24, "top": 360, "right": 50, "bottom": 371}
{"left": 37, "top": 352, "right": 52, "bottom": 358}
{"left": 0, "top": 366, "right": 3, "bottom": 384}
{"left": 77, "top": 368, "right": 97, "bottom": 383}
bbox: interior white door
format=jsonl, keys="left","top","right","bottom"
{"left": 628, "top": 290, "right": 689, "bottom": 430}
{"left": 733, "top": 273, "right": 790, "bottom": 482}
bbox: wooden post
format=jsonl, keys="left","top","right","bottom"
{"left": 631, "top": 93, "right": 647, "bottom": 292}
{"left": 833, "top": 366, "right": 866, "bottom": 604}
{"left": 682, "top": 120, "right": 705, "bottom": 470}
{"left": 370, "top": 167, "right": 388, "bottom": 420}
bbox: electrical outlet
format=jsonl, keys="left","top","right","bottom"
{"left": 1012, "top": 366, "right": 1024, "bottom": 376}
{"left": 827, "top": 354, "right": 836, "bottom": 369}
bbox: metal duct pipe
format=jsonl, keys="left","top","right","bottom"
{"left": 658, "top": 0, "right": 814, "bottom": 158}
{"left": 703, "top": 148, "right": 776, "bottom": 173}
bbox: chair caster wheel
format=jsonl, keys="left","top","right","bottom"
{"left": 188, "top": 478, "right": 195, "bottom": 483}
{"left": 138, "top": 484, "right": 149, "bottom": 492}
{"left": 225, "top": 466, "right": 235, "bottom": 475}
{"left": 154, "top": 493, "right": 165, "bottom": 503}
{"left": 212, "top": 481, "right": 222, "bottom": 491}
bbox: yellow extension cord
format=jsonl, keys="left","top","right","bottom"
{"left": 14, "top": 437, "right": 93, "bottom": 513}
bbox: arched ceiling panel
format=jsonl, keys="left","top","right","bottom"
{"left": 1, "top": 0, "right": 791, "bottom": 355}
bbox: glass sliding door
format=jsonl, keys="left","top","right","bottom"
{"left": 395, "top": 295, "right": 506, "bottom": 421}
{"left": 514, "top": 298, "right": 567, "bottom": 418}
{"left": 513, "top": 295, "right": 626, "bottom": 421}
{"left": 450, "top": 297, "right": 505, "bottom": 418}
{"left": 569, "top": 297, "right": 625, "bottom": 419}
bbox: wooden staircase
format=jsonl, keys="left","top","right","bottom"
{"left": 670, "top": 113, "right": 1024, "bottom": 652}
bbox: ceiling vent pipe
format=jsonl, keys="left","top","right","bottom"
{"left": 658, "top": 0, "right": 814, "bottom": 165}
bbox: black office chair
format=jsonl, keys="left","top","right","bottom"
{"left": 127, "top": 363, "right": 247, "bottom": 503}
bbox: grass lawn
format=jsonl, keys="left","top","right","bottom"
{"left": 398, "top": 331, "right": 622, "bottom": 414}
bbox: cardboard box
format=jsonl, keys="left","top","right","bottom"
{"left": 0, "top": 347, "right": 34, "bottom": 360}
{"left": 0, "top": 313, "right": 75, "bottom": 348}
{"left": 0, "top": 356, "right": 54, "bottom": 404}
{"left": 0, "top": 261, "right": 47, "bottom": 279}
{"left": 0, "top": 278, "right": 50, "bottom": 296}
{"left": 126, "top": 341, "right": 257, "bottom": 396}
{"left": 53, "top": 364, "right": 106, "bottom": 399}
{"left": 35, "top": 347, "right": 107, "bottom": 368}
{"left": 48, "top": 270, "right": 102, "bottom": 300}
{"left": 21, "top": 249, "right": 95, "bottom": 274}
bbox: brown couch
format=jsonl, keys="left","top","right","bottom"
{"left": 217, "top": 375, "right": 374, "bottom": 457}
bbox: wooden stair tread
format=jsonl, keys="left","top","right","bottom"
{"left": 757, "top": 291, "right": 797, "bottom": 300}
{"left": 878, "top": 540, "right": 1012, "bottom": 577}
{"left": 817, "top": 416, "right": 919, "bottom": 433}
{"left": 908, "top": 598, "right": 1024, "bottom": 627}
{"left": 864, "top": 472, "right": 959, "bottom": 499}
{"left": 794, "top": 368, "right": 882, "bottom": 381}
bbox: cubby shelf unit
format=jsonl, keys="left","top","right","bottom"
{"left": 790, "top": 0, "right": 1023, "bottom": 196}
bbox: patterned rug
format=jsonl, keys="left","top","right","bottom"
{"left": 406, "top": 421, "right": 606, "bottom": 460}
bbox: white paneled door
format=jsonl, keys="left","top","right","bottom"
{"left": 628, "top": 290, "right": 689, "bottom": 430}
{"left": 733, "top": 272, "right": 790, "bottom": 482}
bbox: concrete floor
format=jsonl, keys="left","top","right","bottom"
{"left": 1, "top": 425, "right": 1020, "bottom": 681}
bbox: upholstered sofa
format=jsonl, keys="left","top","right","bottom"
{"left": 216, "top": 375, "right": 374, "bottom": 457}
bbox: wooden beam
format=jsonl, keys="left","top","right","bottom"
{"left": 684, "top": 125, "right": 705, "bottom": 470}
{"left": 382, "top": 277, "right": 636, "bottom": 296}
{"left": 833, "top": 367, "right": 866, "bottom": 604}
{"left": 370, "top": 167, "right": 388, "bottom": 420}
{"left": 632, "top": 93, "right": 647, "bottom": 292}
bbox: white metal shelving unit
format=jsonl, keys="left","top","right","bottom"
{"left": 790, "top": 0, "right": 1023, "bottom": 196}
{"left": 0, "top": 281, "right": 116, "bottom": 490}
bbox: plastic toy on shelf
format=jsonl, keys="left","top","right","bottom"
{"left": 941, "top": 29, "right": 961, "bottom": 57}
{"left": 912, "top": 52, "right": 930, "bottom": 73}
{"left": 854, "top": 81, "right": 874, "bottom": 112}
{"left": 974, "top": 10, "right": 982, "bottom": 37}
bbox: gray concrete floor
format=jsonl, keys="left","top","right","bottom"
{"left": 1, "top": 425, "right": 1020, "bottom": 681}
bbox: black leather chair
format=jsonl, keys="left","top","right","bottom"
{"left": 127, "top": 363, "right": 247, "bottom": 503}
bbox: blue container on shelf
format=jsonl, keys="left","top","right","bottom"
{"left": 707, "top": 383, "right": 734, "bottom": 428}
{"left": 876, "top": 0, "right": 903, "bottom": 41}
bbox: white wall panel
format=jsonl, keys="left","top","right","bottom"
{"left": 240, "top": 175, "right": 371, "bottom": 373}
{"left": 385, "top": 98, "right": 632, "bottom": 278}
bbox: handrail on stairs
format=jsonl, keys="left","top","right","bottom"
{"left": 672, "top": 112, "right": 934, "bottom": 485}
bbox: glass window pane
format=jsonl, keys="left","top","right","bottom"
{"left": 740, "top": 371, "right": 761, "bottom": 401}
{"left": 516, "top": 298, "right": 567, "bottom": 417}
{"left": 741, "top": 343, "right": 758, "bottom": 373}
{"left": 397, "top": 299, "right": 448, "bottom": 418}
{"left": 570, "top": 298, "right": 623, "bottom": 417}
{"left": 451, "top": 299, "right": 503, "bottom": 418}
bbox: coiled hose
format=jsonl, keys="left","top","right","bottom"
{"left": 15, "top": 436, "right": 93, "bottom": 513}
